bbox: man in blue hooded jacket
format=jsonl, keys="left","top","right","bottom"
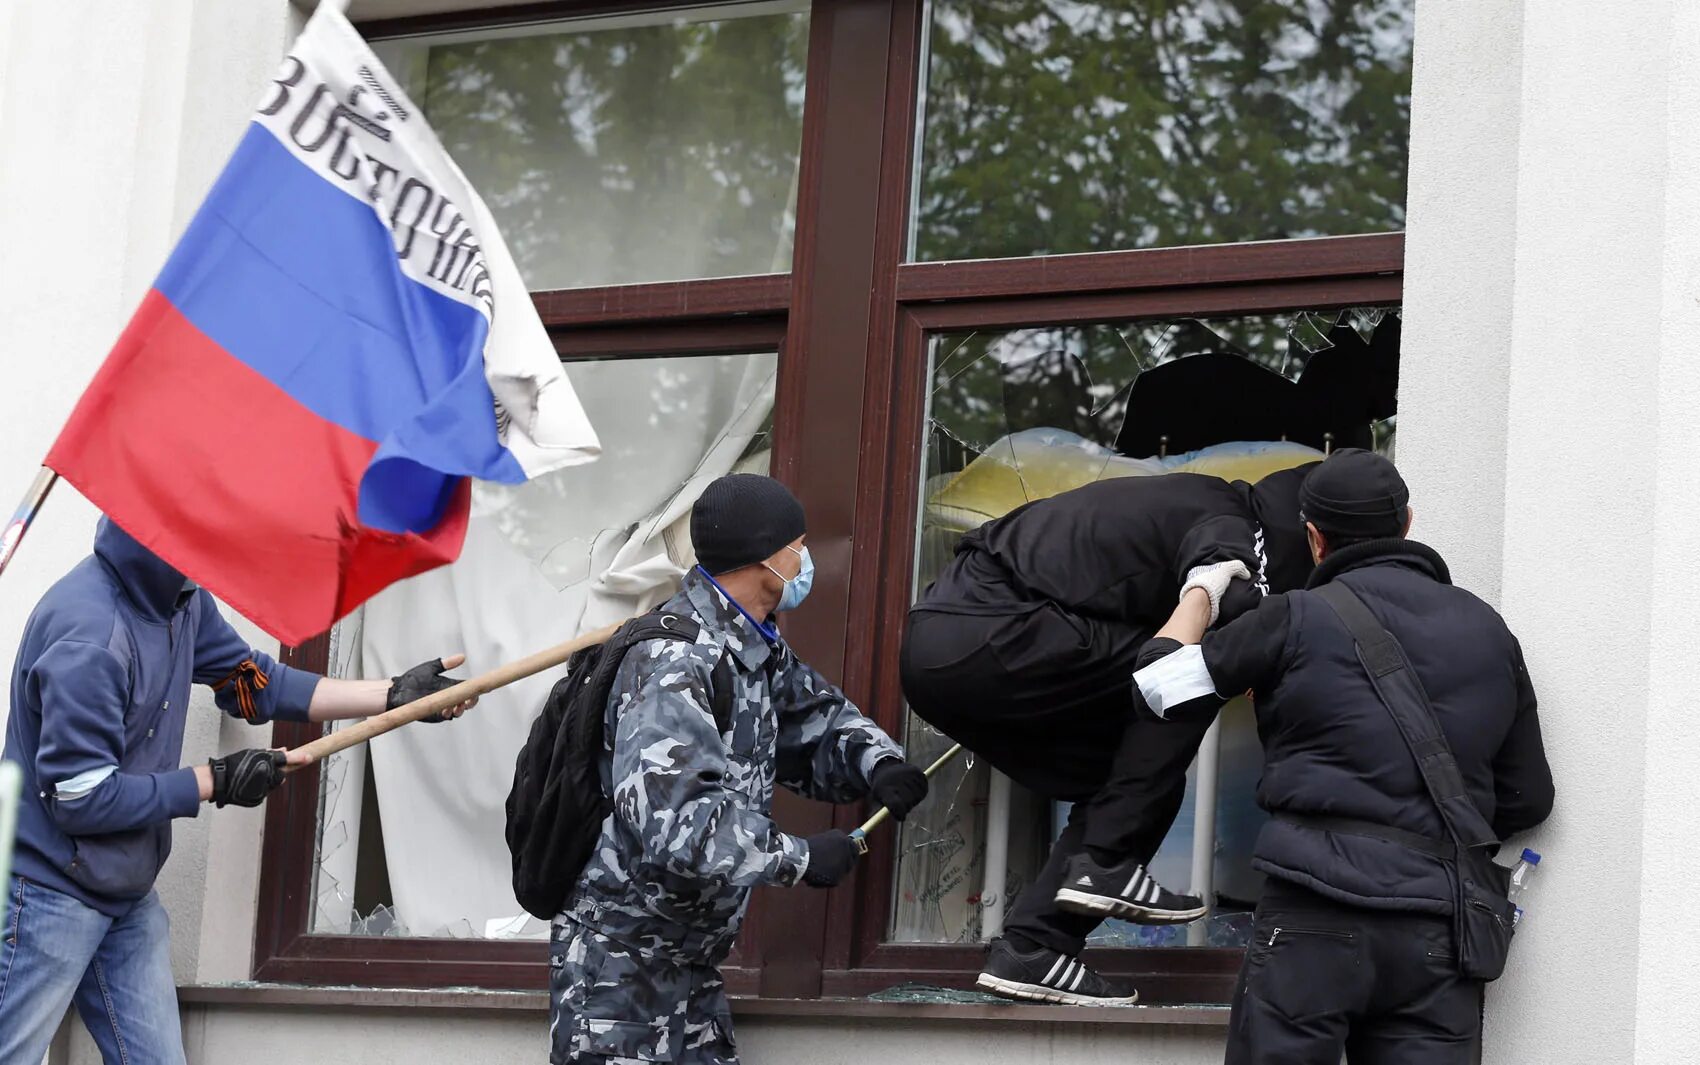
{"left": 0, "top": 518, "right": 473, "bottom": 1064}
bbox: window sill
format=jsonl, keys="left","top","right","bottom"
{"left": 177, "top": 984, "right": 1229, "bottom": 1027}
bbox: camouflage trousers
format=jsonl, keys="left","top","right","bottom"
{"left": 549, "top": 918, "right": 738, "bottom": 1065}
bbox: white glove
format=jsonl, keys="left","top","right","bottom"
{"left": 1180, "top": 560, "right": 1252, "bottom": 625}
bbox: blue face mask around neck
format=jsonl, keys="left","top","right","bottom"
{"left": 769, "top": 545, "right": 814, "bottom": 611}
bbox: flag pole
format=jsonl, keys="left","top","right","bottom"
{"left": 0, "top": 468, "right": 60, "bottom": 584}
{"left": 285, "top": 620, "right": 625, "bottom": 771}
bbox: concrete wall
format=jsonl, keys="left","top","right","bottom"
{"left": 5, "top": 0, "right": 1700, "bottom": 1062}
{"left": 0, "top": 1, "right": 298, "bottom": 1060}
{"left": 177, "top": 1007, "right": 1226, "bottom": 1065}
{"left": 1400, "top": 0, "right": 1700, "bottom": 1062}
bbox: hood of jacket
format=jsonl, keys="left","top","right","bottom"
{"left": 1246, "top": 462, "right": 1319, "bottom": 594}
{"left": 93, "top": 518, "right": 192, "bottom": 622}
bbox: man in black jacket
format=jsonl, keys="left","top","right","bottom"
{"left": 1127, "top": 451, "right": 1553, "bottom": 1062}
{"left": 901, "top": 464, "right": 1317, "bottom": 1004}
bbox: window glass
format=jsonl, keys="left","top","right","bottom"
{"left": 311, "top": 351, "right": 776, "bottom": 940}
{"left": 910, "top": 0, "right": 1414, "bottom": 262}
{"left": 892, "top": 308, "right": 1399, "bottom": 947}
{"left": 374, "top": 2, "right": 809, "bottom": 289}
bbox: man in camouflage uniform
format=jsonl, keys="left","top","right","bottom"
{"left": 551, "top": 474, "right": 928, "bottom": 1065}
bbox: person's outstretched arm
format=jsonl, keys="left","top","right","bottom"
{"left": 191, "top": 593, "right": 473, "bottom": 723}
{"left": 1132, "top": 581, "right": 1292, "bottom": 722}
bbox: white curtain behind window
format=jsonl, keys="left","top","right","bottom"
{"left": 351, "top": 353, "right": 774, "bottom": 936}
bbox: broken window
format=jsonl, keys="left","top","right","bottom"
{"left": 310, "top": 351, "right": 775, "bottom": 939}
{"left": 372, "top": 2, "right": 810, "bottom": 290}
{"left": 892, "top": 308, "right": 1400, "bottom": 948}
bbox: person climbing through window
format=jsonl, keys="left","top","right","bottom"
{"left": 902, "top": 463, "right": 1317, "bottom": 1004}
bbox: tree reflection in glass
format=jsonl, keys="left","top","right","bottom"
{"left": 378, "top": 6, "right": 810, "bottom": 289}
{"left": 914, "top": 0, "right": 1414, "bottom": 261}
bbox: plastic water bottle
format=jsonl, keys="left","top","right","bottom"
{"left": 1507, "top": 848, "right": 1541, "bottom": 927}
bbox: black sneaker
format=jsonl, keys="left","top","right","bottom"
{"left": 1052, "top": 852, "right": 1209, "bottom": 924}
{"left": 975, "top": 938, "right": 1139, "bottom": 1006}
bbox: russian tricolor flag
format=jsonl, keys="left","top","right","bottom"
{"left": 46, "top": 6, "right": 600, "bottom": 644}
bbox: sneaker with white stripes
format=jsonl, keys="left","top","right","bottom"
{"left": 1052, "top": 852, "right": 1209, "bottom": 924}
{"left": 975, "top": 938, "right": 1139, "bottom": 1006}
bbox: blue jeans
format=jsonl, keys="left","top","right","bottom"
{"left": 0, "top": 876, "right": 185, "bottom": 1065}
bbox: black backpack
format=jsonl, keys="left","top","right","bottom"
{"left": 505, "top": 609, "right": 733, "bottom": 921}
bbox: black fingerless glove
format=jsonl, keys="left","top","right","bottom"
{"left": 801, "top": 830, "right": 858, "bottom": 888}
{"left": 869, "top": 759, "right": 929, "bottom": 821}
{"left": 208, "top": 749, "right": 287, "bottom": 808}
{"left": 387, "top": 658, "right": 462, "bottom": 722}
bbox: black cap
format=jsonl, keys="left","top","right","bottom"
{"left": 1299, "top": 449, "right": 1409, "bottom": 541}
{"left": 691, "top": 474, "right": 807, "bottom": 575}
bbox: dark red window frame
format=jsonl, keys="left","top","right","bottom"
{"left": 253, "top": 0, "right": 1405, "bottom": 1003}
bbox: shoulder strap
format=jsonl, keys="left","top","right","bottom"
{"left": 623, "top": 611, "right": 700, "bottom": 645}
{"left": 606, "top": 612, "right": 736, "bottom": 734}
{"left": 589, "top": 612, "right": 700, "bottom": 713}
{"left": 1313, "top": 582, "right": 1498, "bottom": 850}
{"left": 709, "top": 653, "right": 735, "bottom": 736}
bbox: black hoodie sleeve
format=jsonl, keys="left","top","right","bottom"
{"left": 1174, "top": 515, "right": 1265, "bottom": 625}
{"left": 1490, "top": 638, "right": 1555, "bottom": 837}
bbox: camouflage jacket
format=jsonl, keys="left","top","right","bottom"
{"left": 564, "top": 569, "right": 903, "bottom": 964}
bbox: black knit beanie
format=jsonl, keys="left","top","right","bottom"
{"left": 1299, "top": 449, "right": 1410, "bottom": 540}
{"left": 691, "top": 474, "right": 807, "bottom": 575}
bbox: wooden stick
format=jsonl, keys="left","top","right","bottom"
{"left": 287, "top": 620, "right": 624, "bottom": 770}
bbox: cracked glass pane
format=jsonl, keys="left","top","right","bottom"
{"left": 317, "top": 822, "right": 348, "bottom": 865}
{"left": 894, "top": 307, "right": 1400, "bottom": 946}
{"left": 314, "top": 880, "right": 354, "bottom": 936}
{"left": 354, "top": 903, "right": 409, "bottom": 938}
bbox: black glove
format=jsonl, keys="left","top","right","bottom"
{"left": 869, "top": 759, "right": 929, "bottom": 821}
{"left": 801, "top": 830, "right": 858, "bottom": 888}
{"left": 387, "top": 658, "right": 464, "bottom": 722}
{"left": 208, "top": 749, "right": 287, "bottom": 808}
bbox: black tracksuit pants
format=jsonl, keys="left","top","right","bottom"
{"left": 900, "top": 606, "right": 1218, "bottom": 957}
{"left": 1227, "top": 879, "right": 1483, "bottom": 1065}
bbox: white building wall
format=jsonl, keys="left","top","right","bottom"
{"left": 1401, "top": 1, "right": 1700, "bottom": 1063}
{"left": 3, "top": 0, "right": 1698, "bottom": 1063}
{"left": 0, "top": 1, "right": 298, "bottom": 1059}
{"left": 1632, "top": 4, "right": 1700, "bottom": 1059}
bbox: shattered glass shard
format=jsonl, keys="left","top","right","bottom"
{"left": 867, "top": 983, "right": 1009, "bottom": 1005}
{"left": 313, "top": 880, "right": 354, "bottom": 936}
{"left": 353, "top": 903, "right": 409, "bottom": 938}
{"left": 1287, "top": 311, "right": 1338, "bottom": 355}
{"left": 1348, "top": 306, "right": 1388, "bottom": 343}
{"left": 430, "top": 919, "right": 478, "bottom": 940}
{"left": 317, "top": 749, "right": 350, "bottom": 815}
{"left": 316, "top": 822, "right": 348, "bottom": 864}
